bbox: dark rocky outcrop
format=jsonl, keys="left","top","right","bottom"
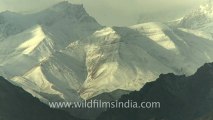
{"left": 0, "top": 76, "right": 82, "bottom": 120}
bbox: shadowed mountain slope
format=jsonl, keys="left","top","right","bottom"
{"left": 97, "top": 63, "right": 213, "bottom": 120}
{"left": 0, "top": 76, "right": 82, "bottom": 120}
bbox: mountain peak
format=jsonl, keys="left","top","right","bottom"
{"left": 199, "top": 0, "right": 213, "bottom": 14}
{"left": 42, "top": 0, "right": 98, "bottom": 23}
{"left": 50, "top": 1, "right": 84, "bottom": 12}
{"left": 178, "top": 0, "right": 213, "bottom": 29}
{"left": 52, "top": 1, "right": 73, "bottom": 8}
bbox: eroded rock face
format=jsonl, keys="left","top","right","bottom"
{"left": 96, "top": 63, "right": 213, "bottom": 120}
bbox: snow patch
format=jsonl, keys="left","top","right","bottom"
{"left": 17, "top": 26, "right": 46, "bottom": 54}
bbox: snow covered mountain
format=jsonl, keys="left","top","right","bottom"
{"left": 0, "top": 2, "right": 100, "bottom": 77}
{"left": 179, "top": 0, "right": 213, "bottom": 32}
{"left": 1, "top": 1, "right": 213, "bottom": 103}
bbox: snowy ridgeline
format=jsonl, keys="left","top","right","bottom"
{"left": 0, "top": 1, "right": 213, "bottom": 103}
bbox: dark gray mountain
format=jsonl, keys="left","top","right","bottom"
{"left": 0, "top": 76, "right": 82, "bottom": 120}
{"left": 96, "top": 63, "right": 213, "bottom": 120}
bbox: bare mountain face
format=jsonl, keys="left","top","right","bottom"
{"left": 0, "top": 1, "right": 213, "bottom": 105}
{"left": 97, "top": 63, "right": 213, "bottom": 120}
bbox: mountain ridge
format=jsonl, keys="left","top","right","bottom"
{"left": 96, "top": 62, "right": 213, "bottom": 120}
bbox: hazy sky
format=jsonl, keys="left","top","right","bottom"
{"left": 0, "top": 0, "right": 206, "bottom": 26}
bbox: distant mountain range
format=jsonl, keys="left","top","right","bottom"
{"left": 0, "top": 1, "right": 213, "bottom": 119}
{"left": 0, "top": 1, "right": 213, "bottom": 104}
